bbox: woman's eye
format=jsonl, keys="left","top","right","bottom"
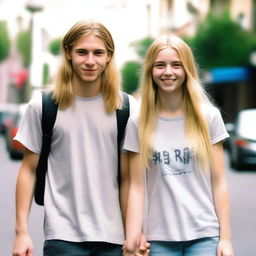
{"left": 77, "top": 50, "right": 86, "bottom": 55}
{"left": 173, "top": 62, "right": 182, "bottom": 68}
{"left": 155, "top": 63, "right": 164, "bottom": 67}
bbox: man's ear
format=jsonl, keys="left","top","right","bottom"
{"left": 65, "top": 46, "right": 72, "bottom": 61}
{"left": 107, "top": 54, "right": 112, "bottom": 63}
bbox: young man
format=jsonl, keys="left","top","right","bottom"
{"left": 12, "top": 20, "right": 147, "bottom": 256}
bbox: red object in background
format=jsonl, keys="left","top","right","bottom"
{"left": 9, "top": 127, "right": 25, "bottom": 151}
{"left": 10, "top": 69, "right": 28, "bottom": 89}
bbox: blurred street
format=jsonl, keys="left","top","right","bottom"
{"left": 0, "top": 136, "right": 44, "bottom": 256}
{"left": 0, "top": 135, "right": 256, "bottom": 256}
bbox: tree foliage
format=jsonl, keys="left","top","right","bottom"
{"left": 16, "top": 30, "right": 32, "bottom": 68}
{"left": 121, "top": 61, "right": 142, "bottom": 94}
{"left": 130, "top": 37, "right": 155, "bottom": 59}
{"left": 49, "top": 38, "right": 62, "bottom": 56}
{"left": 0, "top": 21, "right": 11, "bottom": 62}
{"left": 188, "top": 10, "right": 256, "bottom": 69}
{"left": 121, "top": 36, "right": 155, "bottom": 94}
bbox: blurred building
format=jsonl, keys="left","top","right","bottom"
{"left": 0, "top": 0, "right": 255, "bottom": 113}
{"left": 145, "top": 0, "right": 256, "bottom": 122}
{"left": 146, "top": 0, "right": 255, "bottom": 37}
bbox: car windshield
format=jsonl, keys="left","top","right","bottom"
{"left": 237, "top": 110, "right": 256, "bottom": 140}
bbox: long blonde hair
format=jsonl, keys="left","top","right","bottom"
{"left": 139, "top": 35, "right": 213, "bottom": 170}
{"left": 53, "top": 20, "right": 121, "bottom": 112}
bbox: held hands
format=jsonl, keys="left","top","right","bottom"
{"left": 217, "top": 238, "right": 234, "bottom": 256}
{"left": 12, "top": 234, "right": 33, "bottom": 256}
{"left": 123, "top": 233, "right": 150, "bottom": 256}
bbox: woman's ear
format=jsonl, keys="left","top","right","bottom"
{"left": 66, "top": 52, "right": 71, "bottom": 61}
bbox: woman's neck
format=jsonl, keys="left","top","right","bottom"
{"left": 158, "top": 92, "right": 184, "bottom": 118}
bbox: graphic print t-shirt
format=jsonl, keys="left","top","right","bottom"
{"left": 123, "top": 105, "right": 229, "bottom": 241}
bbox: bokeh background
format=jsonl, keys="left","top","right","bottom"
{"left": 1, "top": 0, "right": 256, "bottom": 255}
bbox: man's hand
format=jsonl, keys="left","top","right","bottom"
{"left": 135, "top": 233, "right": 150, "bottom": 256}
{"left": 12, "top": 234, "right": 33, "bottom": 256}
{"left": 122, "top": 233, "right": 150, "bottom": 256}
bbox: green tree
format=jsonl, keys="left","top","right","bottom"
{"left": 49, "top": 38, "right": 62, "bottom": 56}
{"left": 121, "top": 61, "right": 142, "bottom": 94}
{"left": 188, "top": 10, "right": 256, "bottom": 69}
{"left": 121, "top": 36, "right": 154, "bottom": 94}
{"left": 16, "top": 30, "right": 32, "bottom": 68}
{"left": 0, "top": 21, "right": 11, "bottom": 62}
{"left": 131, "top": 37, "right": 155, "bottom": 59}
{"left": 42, "top": 63, "right": 50, "bottom": 86}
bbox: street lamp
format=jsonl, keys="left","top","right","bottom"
{"left": 26, "top": 0, "right": 43, "bottom": 13}
{"left": 25, "top": 0, "right": 44, "bottom": 99}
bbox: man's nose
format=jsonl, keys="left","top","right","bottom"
{"left": 85, "top": 53, "right": 95, "bottom": 65}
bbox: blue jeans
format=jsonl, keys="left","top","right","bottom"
{"left": 150, "top": 237, "right": 219, "bottom": 256}
{"left": 43, "top": 240, "right": 122, "bottom": 256}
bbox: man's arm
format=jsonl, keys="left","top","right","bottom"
{"left": 119, "top": 152, "right": 130, "bottom": 225}
{"left": 12, "top": 148, "right": 39, "bottom": 256}
{"left": 124, "top": 151, "right": 145, "bottom": 255}
{"left": 211, "top": 142, "right": 234, "bottom": 256}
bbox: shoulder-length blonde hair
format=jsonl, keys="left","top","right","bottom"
{"left": 139, "top": 35, "right": 213, "bottom": 170}
{"left": 52, "top": 20, "right": 121, "bottom": 112}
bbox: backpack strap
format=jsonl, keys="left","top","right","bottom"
{"left": 116, "top": 92, "right": 130, "bottom": 185}
{"left": 35, "top": 91, "right": 58, "bottom": 205}
{"left": 35, "top": 91, "right": 129, "bottom": 205}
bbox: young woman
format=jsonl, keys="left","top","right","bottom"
{"left": 123, "top": 35, "right": 234, "bottom": 256}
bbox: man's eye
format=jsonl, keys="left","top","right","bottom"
{"left": 95, "top": 51, "right": 104, "bottom": 55}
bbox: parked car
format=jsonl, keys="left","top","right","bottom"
{"left": 228, "top": 109, "right": 256, "bottom": 170}
{"left": 0, "top": 103, "right": 18, "bottom": 135}
{"left": 5, "top": 103, "right": 27, "bottom": 160}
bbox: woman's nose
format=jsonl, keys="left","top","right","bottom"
{"left": 164, "top": 64, "right": 173, "bottom": 74}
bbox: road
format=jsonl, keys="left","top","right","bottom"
{"left": 0, "top": 135, "right": 256, "bottom": 256}
{"left": 0, "top": 136, "right": 44, "bottom": 256}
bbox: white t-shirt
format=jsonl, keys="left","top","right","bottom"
{"left": 15, "top": 92, "right": 138, "bottom": 244}
{"left": 123, "top": 104, "right": 229, "bottom": 241}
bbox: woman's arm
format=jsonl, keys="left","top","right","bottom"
{"left": 211, "top": 142, "right": 234, "bottom": 256}
{"left": 125, "top": 151, "right": 145, "bottom": 255}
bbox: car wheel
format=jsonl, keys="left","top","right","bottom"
{"left": 234, "top": 153, "right": 244, "bottom": 170}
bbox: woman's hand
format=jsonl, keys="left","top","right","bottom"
{"left": 217, "top": 238, "right": 234, "bottom": 256}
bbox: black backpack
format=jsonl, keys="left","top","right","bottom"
{"left": 34, "top": 91, "right": 130, "bottom": 206}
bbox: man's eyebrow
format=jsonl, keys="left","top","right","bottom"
{"left": 74, "top": 48, "right": 106, "bottom": 52}
{"left": 94, "top": 49, "right": 106, "bottom": 52}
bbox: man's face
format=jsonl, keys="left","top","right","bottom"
{"left": 67, "top": 34, "right": 111, "bottom": 86}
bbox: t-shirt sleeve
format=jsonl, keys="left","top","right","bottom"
{"left": 208, "top": 106, "right": 229, "bottom": 145}
{"left": 120, "top": 94, "right": 139, "bottom": 153}
{"left": 123, "top": 113, "right": 139, "bottom": 153}
{"left": 14, "top": 94, "right": 42, "bottom": 154}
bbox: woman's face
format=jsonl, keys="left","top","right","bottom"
{"left": 152, "top": 47, "right": 186, "bottom": 96}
